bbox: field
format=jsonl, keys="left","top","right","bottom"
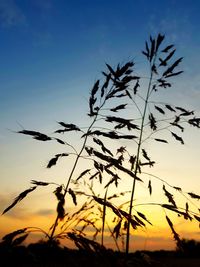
{"left": 1, "top": 243, "right": 200, "bottom": 267}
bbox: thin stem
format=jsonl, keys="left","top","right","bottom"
{"left": 141, "top": 124, "right": 171, "bottom": 144}
{"left": 142, "top": 172, "right": 200, "bottom": 210}
{"left": 133, "top": 202, "right": 200, "bottom": 217}
{"left": 55, "top": 206, "right": 95, "bottom": 238}
{"left": 49, "top": 114, "right": 98, "bottom": 242}
{"left": 26, "top": 227, "right": 50, "bottom": 239}
{"left": 106, "top": 222, "right": 121, "bottom": 252}
{"left": 101, "top": 186, "right": 108, "bottom": 246}
{"left": 49, "top": 84, "right": 111, "bottom": 242}
{"left": 125, "top": 61, "right": 155, "bottom": 255}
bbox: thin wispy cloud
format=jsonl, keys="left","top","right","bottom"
{"left": 1, "top": 206, "right": 31, "bottom": 220}
{"left": 35, "top": 208, "right": 54, "bottom": 216}
{"left": 147, "top": 11, "right": 192, "bottom": 43}
{"left": 0, "top": 0, "right": 26, "bottom": 27}
{"left": 1, "top": 196, "right": 54, "bottom": 220}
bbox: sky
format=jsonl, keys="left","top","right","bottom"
{"left": 0, "top": 0, "right": 200, "bottom": 251}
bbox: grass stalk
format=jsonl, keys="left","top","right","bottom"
{"left": 49, "top": 114, "right": 98, "bottom": 242}
{"left": 125, "top": 63, "right": 154, "bottom": 255}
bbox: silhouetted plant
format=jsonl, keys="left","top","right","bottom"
{"left": 177, "top": 238, "right": 200, "bottom": 257}
{"left": 1, "top": 34, "right": 200, "bottom": 255}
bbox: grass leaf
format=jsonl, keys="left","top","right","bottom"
{"left": 148, "top": 180, "right": 152, "bottom": 195}
{"left": 76, "top": 169, "right": 91, "bottom": 182}
{"left": 110, "top": 104, "right": 127, "bottom": 112}
{"left": 171, "top": 132, "right": 184, "bottom": 144}
{"left": 47, "top": 153, "right": 69, "bottom": 168}
{"left": 166, "top": 215, "right": 182, "bottom": 248}
{"left": 68, "top": 188, "right": 77, "bottom": 206}
{"left": 12, "top": 233, "right": 29, "bottom": 246}
{"left": 113, "top": 220, "right": 122, "bottom": 239}
{"left": 154, "top": 105, "right": 165, "bottom": 114}
{"left": 154, "top": 138, "right": 168, "bottom": 143}
{"left": 165, "top": 104, "right": 176, "bottom": 112}
{"left": 161, "top": 44, "right": 174, "bottom": 53}
{"left": 2, "top": 228, "right": 27, "bottom": 243}
{"left": 149, "top": 113, "right": 157, "bottom": 131}
{"left": 137, "top": 211, "right": 152, "bottom": 225}
{"left": 2, "top": 187, "right": 37, "bottom": 214}
{"left": 18, "top": 130, "right": 52, "bottom": 141}
{"left": 31, "top": 180, "right": 50, "bottom": 186}
{"left": 163, "top": 185, "right": 177, "bottom": 207}
{"left": 187, "top": 192, "right": 200, "bottom": 200}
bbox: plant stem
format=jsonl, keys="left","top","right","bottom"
{"left": 49, "top": 83, "right": 113, "bottom": 243}
{"left": 49, "top": 114, "right": 98, "bottom": 242}
{"left": 125, "top": 65, "right": 154, "bottom": 255}
{"left": 101, "top": 186, "right": 108, "bottom": 246}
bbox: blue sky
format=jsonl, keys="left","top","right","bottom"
{"left": 1, "top": 0, "right": 200, "bottom": 129}
{"left": 1, "top": 0, "right": 200, "bottom": 250}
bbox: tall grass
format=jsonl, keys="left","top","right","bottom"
{"left": 1, "top": 34, "right": 200, "bottom": 254}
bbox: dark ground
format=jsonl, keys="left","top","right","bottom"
{"left": 0, "top": 243, "right": 200, "bottom": 267}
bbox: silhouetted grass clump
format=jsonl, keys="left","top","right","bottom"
{"left": 1, "top": 240, "right": 200, "bottom": 267}
{"left": 1, "top": 34, "right": 200, "bottom": 257}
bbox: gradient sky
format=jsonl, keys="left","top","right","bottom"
{"left": 0, "top": 0, "right": 200, "bottom": 251}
